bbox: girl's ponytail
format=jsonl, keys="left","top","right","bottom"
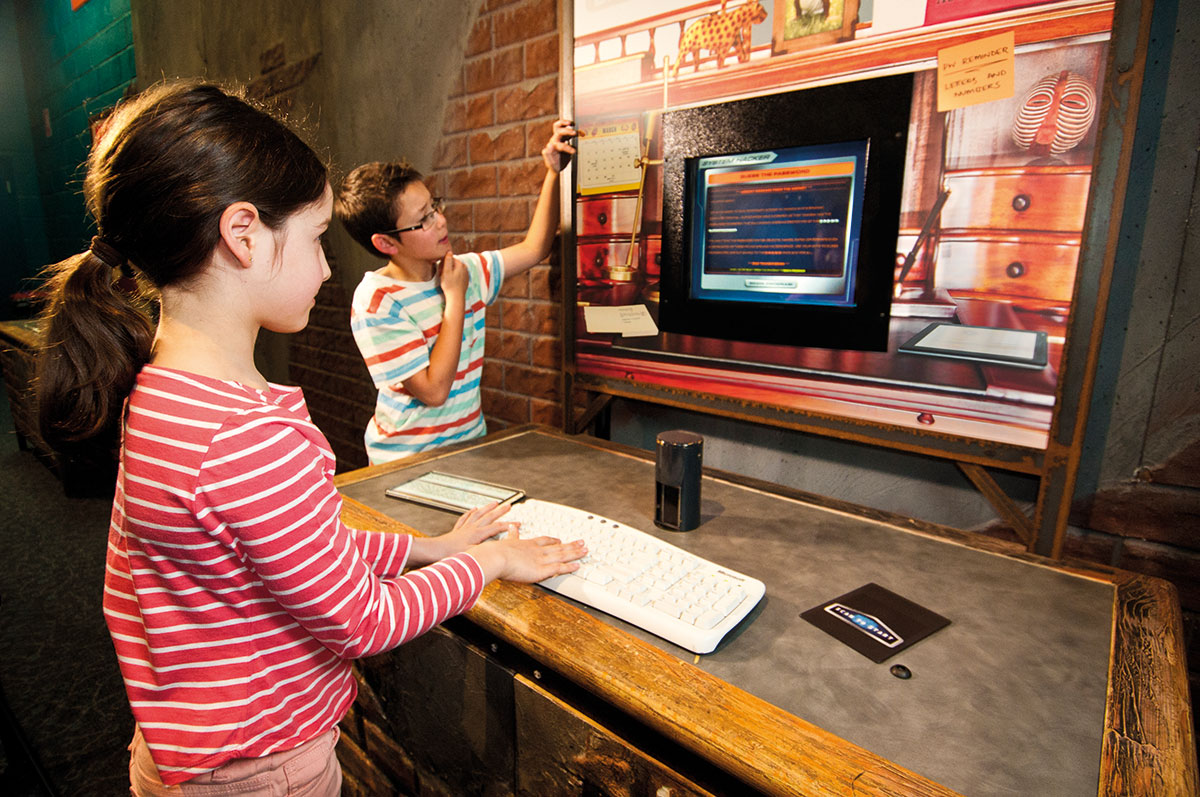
{"left": 36, "top": 244, "right": 154, "bottom": 455}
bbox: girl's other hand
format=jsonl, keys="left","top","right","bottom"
{"left": 542, "top": 119, "right": 577, "bottom": 173}
{"left": 438, "top": 501, "right": 514, "bottom": 553}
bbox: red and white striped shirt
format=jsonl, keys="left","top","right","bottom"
{"left": 103, "top": 365, "right": 485, "bottom": 785}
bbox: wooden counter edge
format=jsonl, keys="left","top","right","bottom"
{"left": 1099, "top": 571, "right": 1199, "bottom": 796}
{"left": 336, "top": 496, "right": 958, "bottom": 797}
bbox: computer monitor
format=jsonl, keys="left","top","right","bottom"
{"left": 659, "top": 73, "right": 913, "bottom": 351}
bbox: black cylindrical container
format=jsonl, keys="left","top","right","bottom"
{"left": 655, "top": 430, "right": 703, "bottom": 531}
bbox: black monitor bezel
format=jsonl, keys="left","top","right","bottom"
{"left": 659, "top": 73, "right": 913, "bottom": 352}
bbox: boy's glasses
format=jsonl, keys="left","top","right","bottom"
{"left": 381, "top": 198, "right": 446, "bottom": 235}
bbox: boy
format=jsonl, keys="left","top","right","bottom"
{"left": 336, "top": 120, "right": 576, "bottom": 463}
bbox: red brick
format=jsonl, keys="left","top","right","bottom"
{"left": 488, "top": 330, "right": 530, "bottom": 363}
{"left": 473, "top": 199, "right": 500, "bottom": 230}
{"left": 494, "top": 0, "right": 558, "bottom": 49}
{"left": 531, "top": 335, "right": 561, "bottom": 368}
{"left": 500, "top": 271, "right": 530, "bottom": 298}
{"left": 500, "top": 299, "right": 532, "bottom": 331}
{"left": 480, "top": 361, "right": 503, "bottom": 389}
{"left": 448, "top": 166, "right": 498, "bottom": 199}
{"left": 531, "top": 300, "right": 561, "bottom": 335}
{"left": 505, "top": 364, "right": 560, "bottom": 399}
{"left": 426, "top": 172, "right": 449, "bottom": 198}
{"left": 481, "top": 388, "right": 527, "bottom": 423}
{"left": 498, "top": 197, "right": 529, "bottom": 232}
{"left": 529, "top": 263, "right": 558, "bottom": 297}
{"left": 530, "top": 398, "right": 563, "bottom": 428}
{"left": 468, "top": 131, "right": 496, "bottom": 164}
{"left": 471, "top": 233, "right": 502, "bottom": 252}
{"left": 493, "top": 47, "right": 525, "bottom": 87}
{"left": 465, "top": 95, "right": 494, "bottom": 130}
{"left": 525, "top": 35, "right": 560, "bottom": 78}
{"left": 442, "top": 98, "right": 468, "bottom": 133}
{"left": 444, "top": 200, "right": 472, "bottom": 231}
{"left": 495, "top": 79, "right": 559, "bottom": 124}
{"left": 464, "top": 59, "right": 494, "bottom": 96}
{"left": 465, "top": 48, "right": 523, "bottom": 94}
{"left": 474, "top": 48, "right": 522, "bottom": 93}
{"left": 469, "top": 125, "right": 525, "bottom": 165}
{"left": 466, "top": 16, "right": 492, "bottom": 56}
{"left": 498, "top": 160, "right": 545, "bottom": 193}
{"left": 526, "top": 118, "right": 558, "bottom": 156}
{"left": 493, "top": 125, "right": 528, "bottom": 161}
{"left": 433, "top": 135, "right": 468, "bottom": 170}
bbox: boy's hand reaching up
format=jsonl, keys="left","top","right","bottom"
{"left": 542, "top": 119, "right": 577, "bottom": 173}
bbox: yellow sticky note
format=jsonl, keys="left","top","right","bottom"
{"left": 936, "top": 31, "right": 1015, "bottom": 112}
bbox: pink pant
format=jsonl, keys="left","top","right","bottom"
{"left": 128, "top": 725, "right": 342, "bottom": 796}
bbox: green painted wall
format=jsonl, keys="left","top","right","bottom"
{"left": 4, "top": 0, "right": 134, "bottom": 315}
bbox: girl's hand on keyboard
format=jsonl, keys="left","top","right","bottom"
{"left": 409, "top": 501, "right": 516, "bottom": 564}
{"left": 469, "top": 536, "right": 587, "bottom": 584}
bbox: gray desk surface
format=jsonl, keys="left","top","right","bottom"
{"left": 339, "top": 428, "right": 1115, "bottom": 796}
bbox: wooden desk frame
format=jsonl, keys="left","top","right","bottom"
{"left": 334, "top": 426, "right": 1197, "bottom": 796}
{"left": 557, "top": 0, "right": 1152, "bottom": 559}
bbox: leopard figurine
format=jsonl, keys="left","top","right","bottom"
{"left": 672, "top": 0, "right": 768, "bottom": 79}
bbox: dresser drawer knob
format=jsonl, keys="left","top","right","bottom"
{"left": 1005, "top": 261, "right": 1026, "bottom": 279}
{"left": 597, "top": 211, "right": 608, "bottom": 226}
{"left": 917, "top": 412, "right": 935, "bottom": 425}
{"left": 1012, "top": 193, "right": 1032, "bottom": 212}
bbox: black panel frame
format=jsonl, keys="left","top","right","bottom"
{"left": 658, "top": 73, "right": 914, "bottom": 351}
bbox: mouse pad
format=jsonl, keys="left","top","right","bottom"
{"left": 801, "top": 583, "right": 950, "bottom": 663}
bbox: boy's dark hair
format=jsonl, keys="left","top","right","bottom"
{"left": 36, "top": 79, "right": 328, "bottom": 458}
{"left": 335, "top": 161, "right": 425, "bottom": 259}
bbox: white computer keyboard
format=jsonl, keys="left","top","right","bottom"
{"left": 501, "top": 499, "right": 765, "bottom": 654}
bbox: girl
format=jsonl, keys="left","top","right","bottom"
{"left": 35, "top": 80, "right": 584, "bottom": 795}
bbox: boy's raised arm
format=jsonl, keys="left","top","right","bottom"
{"left": 499, "top": 119, "right": 576, "bottom": 278}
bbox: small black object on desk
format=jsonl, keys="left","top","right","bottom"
{"left": 654, "top": 430, "right": 702, "bottom": 531}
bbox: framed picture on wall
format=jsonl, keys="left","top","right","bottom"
{"left": 771, "top": 0, "right": 858, "bottom": 54}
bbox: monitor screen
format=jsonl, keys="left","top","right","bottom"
{"left": 659, "top": 73, "right": 913, "bottom": 352}
{"left": 687, "top": 140, "right": 868, "bottom": 308}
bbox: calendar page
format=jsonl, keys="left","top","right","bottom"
{"left": 578, "top": 119, "right": 643, "bottom": 195}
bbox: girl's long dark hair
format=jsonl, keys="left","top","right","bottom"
{"left": 36, "top": 80, "right": 328, "bottom": 458}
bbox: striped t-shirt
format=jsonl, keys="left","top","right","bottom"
{"left": 103, "top": 365, "right": 485, "bottom": 785}
{"left": 350, "top": 251, "right": 503, "bottom": 464}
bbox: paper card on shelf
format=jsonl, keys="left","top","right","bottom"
{"left": 583, "top": 305, "right": 659, "bottom": 337}
{"left": 860, "top": 0, "right": 927, "bottom": 36}
{"left": 936, "top": 31, "right": 1015, "bottom": 112}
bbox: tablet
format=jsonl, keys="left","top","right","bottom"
{"left": 385, "top": 471, "right": 525, "bottom": 513}
{"left": 899, "top": 322, "right": 1048, "bottom": 369}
